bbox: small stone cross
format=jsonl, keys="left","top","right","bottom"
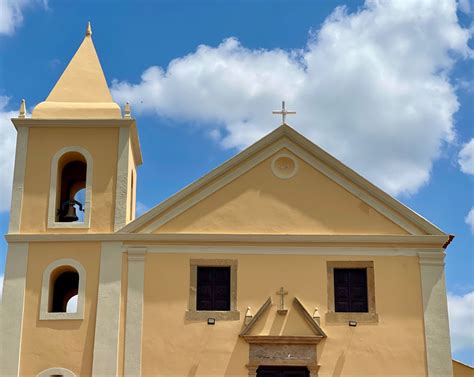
{"left": 276, "top": 287, "right": 288, "bottom": 311}
{"left": 272, "top": 101, "right": 296, "bottom": 124}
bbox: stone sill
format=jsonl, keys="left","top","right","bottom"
{"left": 185, "top": 310, "right": 240, "bottom": 321}
{"left": 325, "top": 311, "right": 379, "bottom": 324}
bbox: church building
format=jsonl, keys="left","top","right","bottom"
{"left": 0, "top": 24, "right": 463, "bottom": 377}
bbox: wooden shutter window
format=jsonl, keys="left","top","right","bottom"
{"left": 334, "top": 268, "right": 368, "bottom": 313}
{"left": 196, "top": 266, "right": 231, "bottom": 311}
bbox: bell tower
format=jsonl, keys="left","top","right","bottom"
{"left": 9, "top": 22, "right": 142, "bottom": 234}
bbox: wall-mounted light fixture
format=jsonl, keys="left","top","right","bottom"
{"left": 207, "top": 318, "right": 216, "bottom": 325}
{"left": 349, "top": 320, "right": 357, "bottom": 327}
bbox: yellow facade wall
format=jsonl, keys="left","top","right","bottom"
{"left": 156, "top": 152, "right": 410, "bottom": 235}
{"left": 19, "top": 242, "right": 100, "bottom": 376}
{"left": 453, "top": 360, "right": 474, "bottom": 377}
{"left": 140, "top": 252, "right": 427, "bottom": 376}
{"left": 21, "top": 126, "right": 119, "bottom": 233}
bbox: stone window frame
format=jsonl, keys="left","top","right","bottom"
{"left": 39, "top": 258, "right": 86, "bottom": 320}
{"left": 326, "top": 261, "right": 378, "bottom": 323}
{"left": 47, "top": 146, "right": 93, "bottom": 229}
{"left": 185, "top": 259, "right": 240, "bottom": 321}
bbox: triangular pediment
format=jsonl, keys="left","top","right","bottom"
{"left": 240, "top": 297, "right": 326, "bottom": 341}
{"left": 122, "top": 125, "right": 445, "bottom": 236}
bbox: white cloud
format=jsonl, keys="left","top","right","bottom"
{"left": 458, "top": 0, "right": 472, "bottom": 14}
{"left": 135, "top": 201, "right": 149, "bottom": 217}
{"left": 0, "top": 96, "right": 17, "bottom": 212}
{"left": 459, "top": 139, "right": 474, "bottom": 175}
{"left": 66, "top": 294, "right": 78, "bottom": 313}
{"left": 0, "top": 0, "right": 47, "bottom": 35}
{"left": 112, "top": 0, "right": 472, "bottom": 197}
{"left": 448, "top": 291, "right": 474, "bottom": 353}
{"left": 465, "top": 207, "right": 474, "bottom": 233}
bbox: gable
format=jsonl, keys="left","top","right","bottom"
{"left": 123, "top": 125, "right": 444, "bottom": 236}
{"left": 154, "top": 148, "right": 409, "bottom": 235}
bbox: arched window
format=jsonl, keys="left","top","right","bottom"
{"left": 40, "top": 259, "right": 86, "bottom": 320}
{"left": 48, "top": 146, "right": 93, "bottom": 228}
{"left": 37, "top": 367, "right": 75, "bottom": 377}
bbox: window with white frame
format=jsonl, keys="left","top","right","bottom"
{"left": 40, "top": 259, "right": 86, "bottom": 320}
{"left": 48, "top": 146, "right": 93, "bottom": 228}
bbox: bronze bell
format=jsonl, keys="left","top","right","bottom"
{"left": 63, "top": 201, "right": 79, "bottom": 222}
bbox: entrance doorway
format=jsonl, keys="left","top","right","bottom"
{"left": 256, "top": 366, "right": 310, "bottom": 377}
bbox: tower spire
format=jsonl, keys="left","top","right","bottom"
{"left": 85, "top": 21, "right": 92, "bottom": 37}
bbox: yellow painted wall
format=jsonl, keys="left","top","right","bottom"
{"left": 126, "top": 140, "right": 137, "bottom": 223}
{"left": 454, "top": 360, "right": 474, "bottom": 377}
{"left": 155, "top": 151, "right": 410, "bottom": 235}
{"left": 21, "top": 127, "right": 119, "bottom": 233}
{"left": 140, "top": 253, "right": 427, "bottom": 376}
{"left": 19, "top": 242, "right": 100, "bottom": 376}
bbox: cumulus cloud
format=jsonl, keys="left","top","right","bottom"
{"left": 0, "top": 0, "right": 47, "bottom": 35}
{"left": 0, "top": 96, "right": 17, "bottom": 212}
{"left": 458, "top": 0, "right": 472, "bottom": 14}
{"left": 459, "top": 139, "right": 474, "bottom": 175}
{"left": 465, "top": 207, "right": 474, "bottom": 233}
{"left": 448, "top": 291, "right": 474, "bottom": 353}
{"left": 112, "top": 0, "right": 472, "bottom": 196}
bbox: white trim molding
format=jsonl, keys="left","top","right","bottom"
{"left": 418, "top": 251, "right": 453, "bottom": 377}
{"left": 47, "top": 146, "right": 93, "bottom": 229}
{"left": 114, "top": 126, "right": 131, "bottom": 232}
{"left": 37, "top": 367, "right": 76, "bottom": 377}
{"left": 0, "top": 242, "right": 29, "bottom": 376}
{"left": 8, "top": 126, "right": 29, "bottom": 234}
{"left": 124, "top": 247, "right": 147, "bottom": 377}
{"left": 92, "top": 242, "right": 123, "bottom": 377}
{"left": 39, "top": 258, "right": 86, "bottom": 320}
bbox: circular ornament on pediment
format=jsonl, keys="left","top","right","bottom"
{"left": 271, "top": 153, "right": 298, "bottom": 179}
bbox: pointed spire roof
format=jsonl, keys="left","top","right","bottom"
{"left": 32, "top": 22, "right": 121, "bottom": 119}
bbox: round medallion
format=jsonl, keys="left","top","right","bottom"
{"left": 271, "top": 153, "right": 298, "bottom": 179}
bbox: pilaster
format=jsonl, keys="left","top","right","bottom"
{"left": 8, "top": 126, "right": 29, "bottom": 233}
{"left": 0, "top": 242, "right": 29, "bottom": 376}
{"left": 92, "top": 242, "right": 123, "bottom": 376}
{"left": 124, "top": 246, "right": 146, "bottom": 377}
{"left": 418, "top": 250, "right": 453, "bottom": 377}
{"left": 114, "top": 126, "right": 131, "bottom": 231}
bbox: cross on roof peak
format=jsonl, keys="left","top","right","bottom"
{"left": 272, "top": 101, "right": 296, "bottom": 125}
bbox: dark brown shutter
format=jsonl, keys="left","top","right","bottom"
{"left": 334, "top": 268, "right": 368, "bottom": 313}
{"left": 196, "top": 267, "right": 230, "bottom": 311}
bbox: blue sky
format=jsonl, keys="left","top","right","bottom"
{"left": 0, "top": 0, "right": 473, "bottom": 365}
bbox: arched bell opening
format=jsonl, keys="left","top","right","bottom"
{"left": 49, "top": 266, "right": 79, "bottom": 313}
{"left": 55, "top": 152, "right": 87, "bottom": 223}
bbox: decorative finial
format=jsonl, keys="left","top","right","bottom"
{"left": 85, "top": 21, "right": 92, "bottom": 37}
{"left": 19, "top": 99, "right": 26, "bottom": 118}
{"left": 272, "top": 101, "right": 296, "bottom": 125}
{"left": 124, "top": 102, "right": 131, "bottom": 118}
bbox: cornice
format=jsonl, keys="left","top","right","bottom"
{"left": 4, "top": 233, "right": 449, "bottom": 248}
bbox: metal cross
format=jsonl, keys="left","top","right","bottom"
{"left": 276, "top": 287, "right": 288, "bottom": 311}
{"left": 272, "top": 101, "right": 296, "bottom": 124}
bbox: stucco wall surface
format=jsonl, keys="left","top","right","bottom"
{"left": 155, "top": 152, "right": 411, "bottom": 235}
{"left": 21, "top": 127, "right": 119, "bottom": 233}
{"left": 140, "top": 252, "right": 427, "bottom": 376}
{"left": 453, "top": 360, "right": 474, "bottom": 377}
{"left": 19, "top": 242, "right": 100, "bottom": 376}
